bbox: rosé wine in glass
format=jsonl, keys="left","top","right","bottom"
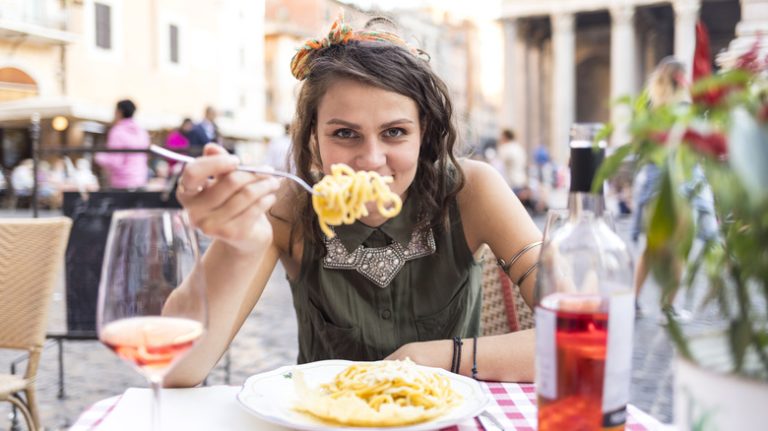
{"left": 97, "top": 209, "right": 207, "bottom": 431}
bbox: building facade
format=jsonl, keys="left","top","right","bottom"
{"left": 0, "top": 0, "right": 276, "bottom": 176}
{"left": 500, "top": 0, "right": 741, "bottom": 165}
{"left": 263, "top": 0, "right": 495, "bottom": 152}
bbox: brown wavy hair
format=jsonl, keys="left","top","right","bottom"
{"left": 286, "top": 38, "right": 465, "bottom": 255}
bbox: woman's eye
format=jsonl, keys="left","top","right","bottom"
{"left": 383, "top": 128, "right": 406, "bottom": 138}
{"left": 333, "top": 128, "right": 358, "bottom": 139}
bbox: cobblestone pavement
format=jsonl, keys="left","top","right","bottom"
{"left": 0, "top": 205, "right": 725, "bottom": 430}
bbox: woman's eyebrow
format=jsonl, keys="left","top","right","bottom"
{"left": 326, "top": 118, "right": 360, "bottom": 129}
{"left": 380, "top": 119, "right": 414, "bottom": 129}
{"left": 325, "top": 118, "right": 414, "bottom": 129}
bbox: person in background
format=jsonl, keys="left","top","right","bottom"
{"left": 73, "top": 158, "right": 100, "bottom": 191}
{"left": 533, "top": 143, "right": 550, "bottom": 185}
{"left": 165, "top": 118, "right": 194, "bottom": 169}
{"left": 187, "top": 106, "right": 221, "bottom": 154}
{"left": 95, "top": 99, "right": 150, "bottom": 190}
{"left": 632, "top": 57, "right": 718, "bottom": 321}
{"left": 531, "top": 143, "right": 552, "bottom": 213}
{"left": 146, "top": 159, "right": 172, "bottom": 191}
{"left": 263, "top": 123, "right": 293, "bottom": 172}
{"left": 496, "top": 129, "right": 531, "bottom": 209}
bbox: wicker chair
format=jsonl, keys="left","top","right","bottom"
{"left": 0, "top": 217, "right": 72, "bottom": 431}
{"left": 477, "top": 244, "right": 535, "bottom": 336}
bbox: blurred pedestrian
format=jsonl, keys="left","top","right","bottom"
{"left": 633, "top": 57, "right": 718, "bottom": 322}
{"left": 73, "top": 158, "right": 100, "bottom": 191}
{"left": 95, "top": 99, "right": 149, "bottom": 189}
{"left": 165, "top": 118, "right": 194, "bottom": 168}
{"left": 530, "top": 144, "right": 552, "bottom": 213}
{"left": 496, "top": 129, "right": 533, "bottom": 210}
{"left": 187, "top": 106, "right": 221, "bottom": 153}
{"left": 263, "top": 124, "right": 293, "bottom": 172}
{"left": 533, "top": 143, "right": 550, "bottom": 184}
{"left": 496, "top": 129, "right": 527, "bottom": 191}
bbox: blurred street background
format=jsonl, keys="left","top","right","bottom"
{"left": 0, "top": 0, "right": 758, "bottom": 429}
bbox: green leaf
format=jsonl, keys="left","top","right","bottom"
{"left": 593, "top": 144, "right": 632, "bottom": 192}
{"left": 595, "top": 123, "right": 614, "bottom": 144}
{"left": 666, "top": 310, "right": 693, "bottom": 360}
{"left": 646, "top": 168, "right": 677, "bottom": 254}
{"left": 730, "top": 319, "right": 751, "bottom": 372}
{"left": 756, "top": 331, "right": 768, "bottom": 351}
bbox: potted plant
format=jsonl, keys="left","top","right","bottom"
{"left": 596, "top": 43, "right": 768, "bottom": 430}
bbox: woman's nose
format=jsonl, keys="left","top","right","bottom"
{"left": 355, "top": 139, "right": 387, "bottom": 170}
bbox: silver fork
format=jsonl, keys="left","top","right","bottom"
{"left": 149, "top": 145, "right": 317, "bottom": 194}
{"left": 477, "top": 410, "right": 506, "bottom": 431}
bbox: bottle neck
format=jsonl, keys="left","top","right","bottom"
{"left": 567, "top": 191, "right": 605, "bottom": 219}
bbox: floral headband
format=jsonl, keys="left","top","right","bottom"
{"left": 290, "top": 14, "right": 419, "bottom": 80}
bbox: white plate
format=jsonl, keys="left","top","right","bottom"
{"left": 237, "top": 359, "right": 490, "bottom": 431}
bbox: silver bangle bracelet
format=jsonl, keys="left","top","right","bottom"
{"left": 497, "top": 240, "right": 542, "bottom": 275}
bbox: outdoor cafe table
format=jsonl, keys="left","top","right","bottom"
{"left": 70, "top": 382, "right": 667, "bottom": 430}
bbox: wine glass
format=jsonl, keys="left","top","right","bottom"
{"left": 97, "top": 209, "right": 208, "bottom": 430}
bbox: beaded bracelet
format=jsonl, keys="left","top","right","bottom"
{"left": 471, "top": 335, "right": 478, "bottom": 380}
{"left": 450, "top": 336, "right": 463, "bottom": 374}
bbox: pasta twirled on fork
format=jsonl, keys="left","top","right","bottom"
{"left": 312, "top": 164, "right": 403, "bottom": 238}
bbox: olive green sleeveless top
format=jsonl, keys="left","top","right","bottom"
{"left": 289, "top": 192, "right": 482, "bottom": 363}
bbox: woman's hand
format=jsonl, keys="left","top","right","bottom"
{"left": 176, "top": 144, "right": 280, "bottom": 255}
{"left": 386, "top": 340, "right": 452, "bottom": 371}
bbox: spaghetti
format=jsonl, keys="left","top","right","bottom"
{"left": 294, "top": 359, "right": 461, "bottom": 427}
{"left": 312, "top": 164, "right": 402, "bottom": 238}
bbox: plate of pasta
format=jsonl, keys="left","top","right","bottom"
{"left": 237, "top": 359, "right": 489, "bottom": 430}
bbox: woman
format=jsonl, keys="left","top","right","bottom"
{"left": 166, "top": 16, "right": 541, "bottom": 387}
{"left": 632, "top": 57, "right": 718, "bottom": 320}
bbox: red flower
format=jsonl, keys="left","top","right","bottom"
{"left": 648, "top": 131, "right": 669, "bottom": 145}
{"left": 691, "top": 84, "right": 738, "bottom": 108}
{"left": 682, "top": 129, "right": 728, "bottom": 158}
{"left": 759, "top": 103, "right": 768, "bottom": 123}
{"left": 735, "top": 39, "right": 763, "bottom": 73}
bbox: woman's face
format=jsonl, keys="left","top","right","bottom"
{"left": 315, "top": 79, "right": 421, "bottom": 201}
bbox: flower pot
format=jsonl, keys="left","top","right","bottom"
{"left": 674, "top": 332, "right": 768, "bottom": 430}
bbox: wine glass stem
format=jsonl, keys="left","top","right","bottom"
{"left": 150, "top": 376, "right": 162, "bottom": 430}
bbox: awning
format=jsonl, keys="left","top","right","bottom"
{"left": 0, "top": 97, "right": 112, "bottom": 123}
{"left": 0, "top": 18, "right": 78, "bottom": 45}
{"left": 0, "top": 97, "right": 284, "bottom": 140}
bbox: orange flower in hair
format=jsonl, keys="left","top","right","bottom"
{"left": 290, "top": 14, "right": 418, "bottom": 80}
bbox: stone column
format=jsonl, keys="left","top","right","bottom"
{"left": 610, "top": 3, "right": 637, "bottom": 146}
{"left": 528, "top": 37, "right": 542, "bottom": 155}
{"left": 718, "top": 0, "right": 768, "bottom": 69}
{"left": 500, "top": 18, "right": 530, "bottom": 152}
{"left": 673, "top": 0, "right": 701, "bottom": 79}
{"left": 500, "top": 19, "right": 518, "bottom": 131}
{"left": 551, "top": 12, "right": 575, "bottom": 166}
{"left": 513, "top": 24, "right": 529, "bottom": 153}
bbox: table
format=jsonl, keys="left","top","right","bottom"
{"left": 70, "top": 382, "right": 666, "bottom": 430}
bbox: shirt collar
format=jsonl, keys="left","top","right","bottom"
{"left": 332, "top": 190, "right": 420, "bottom": 251}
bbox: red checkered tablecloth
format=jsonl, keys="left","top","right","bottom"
{"left": 71, "top": 382, "right": 658, "bottom": 430}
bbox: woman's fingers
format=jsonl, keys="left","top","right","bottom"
{"left": 174, "top": 144, "right": 279, "bottom": 246}
{"left": 195, "top": 176, "right": 279, "bottom": 235}
{"left": 208, "top": 192, "right": 278, "bottom": 243}
{"left": 177, "top": 153, "right": 239, "bottom": 199}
